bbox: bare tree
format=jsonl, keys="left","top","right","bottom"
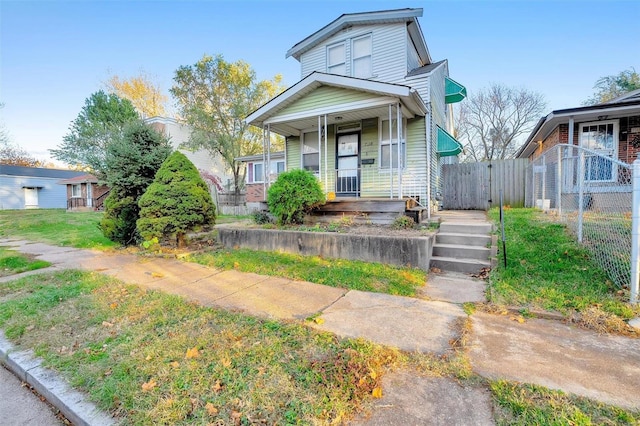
{"left": 457, "top": 84, "right": 546, "bottom": 162}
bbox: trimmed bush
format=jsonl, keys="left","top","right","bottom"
{"left": 267, "top": 169, "right": 325, "bottom": 225}
{"left": 137, "top": 151, "right": 216, "bottom": 247}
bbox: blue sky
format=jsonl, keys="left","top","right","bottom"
{"left": 1, "top": 0, "right": 638, "bottom": 163}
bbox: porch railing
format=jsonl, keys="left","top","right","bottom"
{"left": 332, "top": 168, "right": 427, "bottom": 204}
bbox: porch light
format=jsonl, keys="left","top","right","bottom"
{"left": 334, "top": 116, "right": 343, "bottom": 121}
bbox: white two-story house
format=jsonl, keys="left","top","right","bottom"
{"left": 246, "top": 8, "right": 465, "bottom": 216}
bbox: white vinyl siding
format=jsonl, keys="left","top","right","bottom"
{"left": 406, "top": 32, "right": 422, "bottom": 72}
{"left": 299, "top": 24, "right": 407, "bottom": 83}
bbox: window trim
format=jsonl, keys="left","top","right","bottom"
{"left": 248, "top": 160, "right": 285, "bottom": 184}
{"left": 326, "top": 41, "right": 346, "bottom": 75}
{"left": 301, "top": 131, "right": 321, "bottom": 175}
{"left": 351, "top": 34, "right": 372, "bottom": 78}
{"left": 71, "top": 183, "right": 82, "bottom": 198}
{"left": 578, "top": 119, "right": 619, "bottom": 183}
{"left": 378, "top": 117, "right": 407, "bottom": 170}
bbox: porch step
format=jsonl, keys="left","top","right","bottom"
{"left": 436, "top": 232, "right": 491, "bottom": 246}
{"left": 439, "top": 222, "right": 493, "bottom": 235}
{"left": 432, "top": 243, "right": 491, "bottom": 261}
{"left": 430, "top": 256, "right": 491, "bottom": 274}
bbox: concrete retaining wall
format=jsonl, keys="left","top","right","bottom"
{"left": 217, "top": 228, "right": 433, "bottom": 270}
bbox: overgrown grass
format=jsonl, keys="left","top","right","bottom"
{"left": 0, "top": 247, "right": 50, "bottom": 277}
{"left": 0, "top": 270, "right": 406, "bottom": 424}
{"left": 488, "top": 208, "right": 638, "bottom": 320}
{"left": 0, "top": 209, "right": 116, "bottom": 250}
{"left": 190, "top": 249, "right": 426, "bottom": 296}
{"left": 491, "top": 380, "right": 640, "bottom": 425}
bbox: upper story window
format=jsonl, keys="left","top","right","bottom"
{"left": 380, "top": 118, "right": 406, "bottom": 169}
{"left": 327, "top": 43, "right": 346, "bottom": 75}
{"left": 71, "top": 184, "right": 81, "bottom": 198}
{"left": 352, "top": 35, "right": 372, "bottom": 78}
{"left": 248, "top": 160, "right": 285, "bottom": 184}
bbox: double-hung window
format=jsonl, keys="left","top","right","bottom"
{"left": 327, "top": 43, "right": 346, "bottom": 75}
{"left": 380, "top": 119, "right": 406, "bottom": 169}
{"left": 302, "top": 131, "right": 320, "bottom": 174}
{"left": 71, "top": 184, "right": 81, "bottom": 198}
{"left": 352, "top": 35, "right": 372, "bottom": 78}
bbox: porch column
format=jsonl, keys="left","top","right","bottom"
{"left": 262, "top": 126, "right": 267, "bottom": 198}
{"left": 396, "top": 102, "right": 402, "bottom": 199}
{"left": 317, "top": 115, "right": 322, "bottom": 182}
{"left": 324, "top": 114, "right": 328, "bottom": 194}
{"left": 266, "top": 124, "right": 272, "bottom": 188}
{"left": 425, "top": 107, "right": 431, "bottom": 220}
{"left": 388, "top": 104, "right": 393, "bottom": 198}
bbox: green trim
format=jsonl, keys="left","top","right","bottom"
{"left": 445, "top": 77, "right": 467, "bottom": 104}
{"left": 437, "top": 126, "right": 463, "bottom": 157}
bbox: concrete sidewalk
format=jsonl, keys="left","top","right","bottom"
{"left": 2, "top": 237, "right": 640, "bottom": 424}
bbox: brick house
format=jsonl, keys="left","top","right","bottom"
{"left": 236, "top": 151, "right": 285, "bottom": 210}
{"left": 58, "top": 174, "right": 110, "bottom": 211}
{"left": 516, "top": 89, "right": 640, "bottom": 163}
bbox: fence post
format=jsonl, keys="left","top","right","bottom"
{"left": 556, "top": 146, "right": 562, "bottom": 215}
{"left": 631, "top": 159, "right": 640, "bottom": 304}
{"left": 577, "top": 150, "right": 585, "bottom": 243}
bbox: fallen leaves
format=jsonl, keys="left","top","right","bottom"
{"left": 141, "top": 378, "right": 157, "bottom": 392}
{"left": 185, "top": 346, "right": 200, "bottom": 359}
{"left": 205, "top": 402, "right": 218, "bottom": 416}
{"left": 372, "top": 387, "right": 383, "bottom": 398}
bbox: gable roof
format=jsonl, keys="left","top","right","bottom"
{"left": 245, "top": 71, "right": 427, "bottom": 136}
{"left": 286, "top": 8, "right": 430, "bottom": 65}
{"left": 515, "top": 95, "right": 640, "bottom": 158}
{"left": 0, "top": 164, "right": 85, "bottom": 179}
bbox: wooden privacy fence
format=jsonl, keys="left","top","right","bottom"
{"left": 442, "top": 159, "right": 528, "bottom": 210}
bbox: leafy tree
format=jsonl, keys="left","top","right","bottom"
{"left": 137, "top": 151, "right": 215, "bottom": 247}
{"left": 171, "top": 54, "right": 285, "bottom": 194}
{"left": 100, "top": 121, "right": 172, "bottom": 245}
{"left": 267, "top": 169, "right": 325, "bottom": 225}
{"left": 51, "top": 91, "right": 139, "bottom": 175}
{"left": 583, "top": 68, "right": 640, "bottom": 105}
{"left": 457, "top": 84, "right": 546, "bottom": 161}
{"left": 105, "top": 71, "right": 168, "bottom": 118}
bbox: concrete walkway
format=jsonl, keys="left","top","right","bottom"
{"left": 2, "top": 226, "right": 640, "bottom": 423}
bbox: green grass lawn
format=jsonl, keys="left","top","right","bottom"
{"left": 190, "top": 249, "right": 426, "bottom": 297}
{"left": 0, "top": 209, "right": 116, "bottom": 250}
{"left": 0, "top": 270, "right": 403, "bottom": 424}
{"left": 488, "top": 208, "right": 638, "bottom": 320}
{"left": 0, "top": 247, "right": 50, "bottom": 277}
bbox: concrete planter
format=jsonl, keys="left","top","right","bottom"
{"left": 217, "top": 227, "right": 434, "bottom": 270}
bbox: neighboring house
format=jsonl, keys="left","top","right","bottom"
{"left": 58, "top": 174, "right": 110, "bottom": 211}
{"left": 236, "top": 151, "right": 285, "bottom": 210}
{"left": 515, "top": 89, "right": 640, "bottom": 211}
{"left": 145, "top": 116, "right": 233, "bottom": 192}
{"left": 0, "top": 165, "right": 86, "bottom": 210}
{"left": 516, "top": 89, "right": 640, "bottom": 163}
{"left": 246, "top": 8, "right": 465, "bottom": 215}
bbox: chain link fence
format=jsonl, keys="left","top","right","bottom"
{"left": 526, "top": 144, "right": 639, "bottom": 302}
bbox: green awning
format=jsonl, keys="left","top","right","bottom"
{"left": 445, "top": 77, "right": 467, "bottom": 104}
{"left": 437, "top": 126, "right": 463, "bottom": 157}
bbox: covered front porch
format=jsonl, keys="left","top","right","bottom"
{"left": 246, "top": 72, "right": 432, "bottom": 206}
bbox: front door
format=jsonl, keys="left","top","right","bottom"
{"left": 336, "top": 133, "right": 360, "bottom": 196}
{"left": 86, "top": 183, "right": 93, "bottom": 207}
{"left": 24, "top": 188, "right": 39, "bottom": 208}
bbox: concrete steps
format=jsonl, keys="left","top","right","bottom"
{"left": 431, "top": 219, "right": 494, "bottom": 274}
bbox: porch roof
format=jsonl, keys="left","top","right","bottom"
{"left": 246, "top": 72, "right": 428, "bottom": 137}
